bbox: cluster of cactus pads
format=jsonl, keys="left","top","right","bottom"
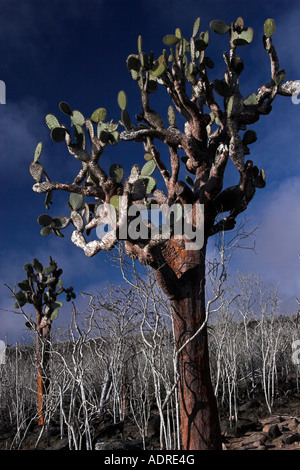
{"left": 29, "top": 15, "right": 298, "bottom": 259}
{"left": 30, "top": 88, "right": 159, "bottom": 241}
{"left": 13, "top": 257, "right": 75, "bottom": 329}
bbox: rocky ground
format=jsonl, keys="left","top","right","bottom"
{"left": 223, "top": 413, "right": 300, "bottom": 450}
{"left": 1, "top": 395, "right": 300, "bottom": 451}
{"left": 221, "top": 396, "right": 300, "bottom": 450}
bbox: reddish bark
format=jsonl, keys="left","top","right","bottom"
{"left": 155, "top": 238, "right": 222, "bottom": 450}
{"left": 36, "top": 308, "right": 50, "bottom": 426}
{"left": 172, "top": 294, "right": 221, "bottom": 450}
{"left": 37, "top": 361, "right": 45, "bottom": 426}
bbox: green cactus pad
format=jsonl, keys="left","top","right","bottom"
{"left": 148, "top": 80, "right": 158, "bottom": 94}
{"left": 141, "top": 176, "right": 156, "bottom": 195}
{"left": 50, "top": 309, "right": 59, "bottom": 321}
{"left": 131, "top": 70, "right": 140, "bottom": 81}
{"left": 163, "top": 34, "right": 181, "bottom": 46}
{"left": 107, "top": 122, "right": 119, "bottom": 132}
{"left": 235, "top": 17, "right": 244, "bottom": 29}
{"left": 213, "top": 79, "right": 232, "bottom": 97}
{"left": 34, "top": 142, "right": 43, "bottom": 163}
{"left": 38, "top": 214, "right": 53, "bottom": 227}
{"left": 274, "top": 69, "right": 286, "bottom": 86}
{"left": 264, "top": 18, "right": 276, "bottom": 38}
{"left": 59, "top": 101, "right": 72, "bottom": 115}
{"left": 23, "top": 264, "right": 34, "bottom": 274}
{"left": 243, "top": 93, "right": 260, "bottom": 106}
{"left": 69, "top": 193, "right": 85, "bottom": 211}
{"left": 109, "top": 163, "right": 125, "bottom": 183}
{"left": 210, "top": 20, "right": 230, "bottom": 34}
{"left": 40, "top": 227, "right": 51, "bottom": 236}
{"left": 108, "top": 131, "right": 119, "bottom": 145}
{"left": 40, "top": 227, "right": 51, "bottom": 237}
{"left": 150, "top": 61, "right": 166, "bottom": 77}
{"left": 91, "top": 107, "right": 107, "bottom": 123}
{"left": 194, "top": 38, "right": 207, "bottom": 51}
{"left": 18, "top": 281, "right": 31, "bottom": 291}
{"left": 71, "top": 110, "right": 85, "bottom": 126}
{"left": 52, "top": 216, "right": 70, "bottom": 228}
{"left": 51, "top": 127, "right": 66, "bottom": 142}
{"left": 127, "top": 54, "right": 142, "bottom": 72}
{"left": 33, "top": 258, "right": 43, "bottom": 273}
{"left": 13, "top": 290, "right": 27, "bottom": 303}
{"left": 45, "top": 114, "right": 60, "bottom": 130}
{"left": 243, "top": 130, "right": 257, "bottom": 145}
{"left": 227, "top": 96, "right": 234, "bottom": 117}
{"left": 175, "top": 27, "right": 182, "bottom": 39}
{"left": 110, "top": 195, "right": 121, "bottom": 212}
{"left": 138, "top": 35, "right": 143, "bottom": 53}
{"left": 121, "top": 109, "right": 132, "bottom": 130}
{"left": 141, "top": 159, "right": 156, "bottom": 177}
{"left": 230, "top": 55, "right": 244, "bottom": 75}
{"left": 43, "top": 265, "right": 56, "bottom": 276}
{"left": 99, "top": 130, "right": 110, "bottom": 144}
{"left": 51, "top": 300, "right": 63, "bottom": 311}
{"left": 233, "top": 27, "right": 254, "bottom": 46}
{"left": 192, "top": 17, "right": 201, "bottom": 37}
{"left": 117, "top": 90, "right": 127, "bottom": 111}
{"left": 200, "top": 31, "right": 209, "bottom": 46}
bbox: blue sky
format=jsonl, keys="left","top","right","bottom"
{"left": 0, "top": 0, "right": 299, "bottom": 343}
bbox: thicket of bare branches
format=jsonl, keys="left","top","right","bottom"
{"left": 1, "top": 259, "right": 299, "bottom": 450}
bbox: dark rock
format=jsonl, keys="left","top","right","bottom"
{"left": 263, "top": 423, "right": 282, "bottom": 439}
{"left": 148, "top": 415, "right": 161, "bottom": 437}
{"left": 96, "top": 420, "right": 124, "bottom": 439}
{"left": 235, "top": 418, "right": 261, "bottom": 436}
{"left": 245, "top": 444, "right": 269, "bottom": 450}
{"left": 242, "top": 432, "right": 267, "bottom": 447}
{"left": 281, "top": 433, "right": 300, "bottom": 445}
{"left": 288, "top": 418, "right": 299, "bottom": 429}
{"left": 261, "top": 415, "right": 283, "bottom": 426}
{"left": 95, "top": 440, "right": 127, "bottom": 450}
{"left": 45, "top": 437, "right": 69, "bottom": 450}
{"left": 239, "top": 399, "right": 261, "bottom": 413}
{"left": 95, "top": 440, "right": 143, "bottom": 451}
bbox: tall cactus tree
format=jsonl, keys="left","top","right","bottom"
{"left": 11, "top": 257, "right": 75, "bottom": 426}
{"left": 30, "top": 17, "right": 299, "bottom": 449}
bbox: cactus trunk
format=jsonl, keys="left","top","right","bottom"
{"left": 36, "top": 308, "right": 51, "bottom": 426}
{"left": 155, "top": 240, "right": 222, "bottom": 450}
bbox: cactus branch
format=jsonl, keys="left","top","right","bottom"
{"left": 33, "top": 181, "right": 106, "bottom": 200}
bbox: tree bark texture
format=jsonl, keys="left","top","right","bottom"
{"left": 36, "top": 308, "right": 51, "bottom": 426}
{"left": 155, "top": 239, "right": 222, "bottom": 450}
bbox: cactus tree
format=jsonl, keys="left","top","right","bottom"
{"left": 30, "top": 17, "right": 299, "bottom": 448}
{"left": 12, "top": 257, "right": 75, "bottom": 426}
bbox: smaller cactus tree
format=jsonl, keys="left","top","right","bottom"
{"left": 10, "top": 257, "right": 75, "bottom": 425}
